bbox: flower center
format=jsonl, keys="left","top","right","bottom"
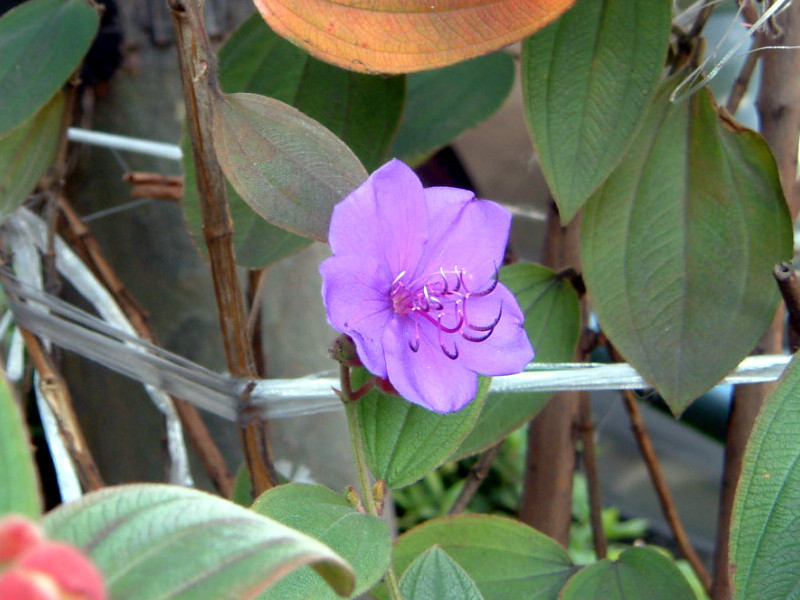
{"left": 389, "top": 268, "right": 501, "bottom": 360}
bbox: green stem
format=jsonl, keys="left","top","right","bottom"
{"left": 340, "top": 365, "right": 403, "bottom": 600}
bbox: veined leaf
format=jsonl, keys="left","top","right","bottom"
{"left": 252, "top": 0, "right": 577, "bottom": 74}
{"left": 581, "top": 80, "right": 792, "bottom": 413}
{"left": 559, "top": 547, "right": 695, "bottom": 599}
{"left": 730, "top": 354, "right": 800, "bottom": 599}
{"left": 399, "top": 546, "right": 485, "bottom": 600}
{"left": 522, "top": 0, "right": 671, "bottom": 221}
{"left": 0, "top": 0, "right": 98, "bottom": 136}
{"left": 43, "top": 484, "right": 355, "bottom": 599}
{"left": 252, "top": 484, "right": 391, "bottom": 600}
{"left": 212, "top": 92, "right": 368, "bottom": 242}
{"left": 355, "top": 369, "right": 488, "bottom": 489}
{"left": 392, "top": 514, "right": 575, "bottom": 599}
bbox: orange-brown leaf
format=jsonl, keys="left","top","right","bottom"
{"left": 253, "top": 0, "right": 577, "bottom": 74}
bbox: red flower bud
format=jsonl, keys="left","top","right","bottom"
{"left": 0, "top": 515, "right": 107, "bottom": 600}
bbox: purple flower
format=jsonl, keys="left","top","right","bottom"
{"left": 320, "top": 159, "right": 534, "bottom": 413}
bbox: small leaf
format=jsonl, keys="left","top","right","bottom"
{"left": 355, "top": 369, "right": 488, "bottom": 489}
{"left": 390, "top": 52, "right": 514, "bottom": 164}
{"left": 453, "top": 263, "right": 580, "bottom": 458}
{"left": 581, "top": 80, "right": 793, "bottom": 413}
{"left": 392, "top": 514, "right": 576, "bottom": 599}
{"left": 182, "top": 135, "right": 313, "bottom": 269}
{"left": 252, "top": 483, "right": 391, "bottom": 599}
{"left": 253, "top": 0, "right": 577, "bottom": 74}
{"left": 0, "top": 0, "right": 98, "bottom": 136}
{"left": 730, "top": 354, "right": 800, "bottom": 599}
{"left": 522, "top": 0, "right": 671, "bottom": 221}
{"left": 43, "top": 484, "right": 355, "bottom": 599}
{"left": 212, "top": 92, "right": 368, "bottom": 242}
{"left": 559, "top": 547, "right": 695, "bottom": 599}
{"left": 399, "top": 546, "right": 485, "bottom": 600}
{"left": 0, "top": 370, "right": 41, "bottom": 517}
{"left": 0, "top": 92, "right": 64, "bottom": 220}
{"left": 219, "top": 14, "right": 405, "bottom": 172}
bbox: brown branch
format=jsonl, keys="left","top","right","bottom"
{"left": 621, "top": 390, "right": 712, "bottom": 594}
{"left": 578, "top": 391, "right": 607, "bottom": 560}
{"left": 448, "top": 441, "right": 503, "bottom": 516}
{"left": 520, "top": 203, "right": 582, "bottom": 545}
{"left": 169, "top": 0, "right": 277, "bottom": 493}
{"left": 19, "top": 329, "right": 104, "bottom": 493}
{"left": 57, "top": 196, "right": 234, "bottom": 497}
{"left": 754, "top": 3, "right": 800, "bottom": 218}
{"left": 714, "top": 5, "right": 800, "bottom": 597}
{"left": 774, "top": 261, "right": 800, "bottom": 352}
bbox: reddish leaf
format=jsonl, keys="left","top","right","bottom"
{"left": 253, "top": 0, "right": 578, "bottom": 74}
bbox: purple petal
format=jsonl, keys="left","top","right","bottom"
{"left": 320, "top": 255, "right": 393, "bottom": 377}
{"left": 456, "top": 283, "right": 534, "bottom": 375}
{"left": 414, "top": 188, "right": 511, "bottom": 288}
{"left": 328, "top": 159, "right": 428, "bottom": 277}
{"left": 382, "top": 317, "right": 479, "bottom": 413}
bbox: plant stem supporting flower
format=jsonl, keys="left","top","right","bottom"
{"left": 340, "top": 365, "right": 403, "bottom": 600}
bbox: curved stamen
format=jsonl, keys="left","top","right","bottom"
{"left": 462, "top": 329, "right": 494, "bottom": 343}
{"left": 462, "top": 302, "right": 502, "bottom": 343}
{"left": 441, "top": 339, "right": 459, "bottom": 360}
{"left": 467, "top": 302, "right": 503, "bottom": 332}
{"left": 416, "top": 309, "right": 464, "bottom": 334}
{"left": 463, "top": 267, "right": 499, "bottom": 297}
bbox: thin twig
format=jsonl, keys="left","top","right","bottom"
{"left": 19, "top": 328, "right": 104, "bottom": 492}
{"left": 123, "top": 172, "right": 183, "bottom": 201}
{"left": 726, "top": 50, "right": 760, "bottom": 115}
{"left": 578, "top": 391, "right": 607, "bottom": 559}
{"left": 449, "top": 441, "right": 503, "bottom": 515}
{"left": 169, "top": 0, "right": 277, "bottom": 493}
{"left": 621, "top": 390, "right": 712, "bottom": 594}
{"left": 58, "top": 196, "right": 234, "bottom": 497}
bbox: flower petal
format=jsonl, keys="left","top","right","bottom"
{"left": 383, "top": 317, "right": 478, "bottom": 413}
{"left": 455, "top": 283, "right": 534, "bottom": 375}
{"left": 328, "top": 159, "right": 428, "bottom": 277}
{"left": 414, "top": 188, "right": 511, "bottom": 288}
{"left": 320, "top": 255, "right": 393, "bottom": 377}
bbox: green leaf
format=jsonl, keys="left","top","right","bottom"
{"left": 453, "top": 263, "right": 580, "bottom": 458}
{"left": 43, "top": 484, "right": 355, "bottom": 599}
{"left": 522, "top": 0, "right": 671, "bottom": 221}
{"left": 355, "top": 369, "right": 488, "bottom": 489}
{"left": 0, "top": 0, "right": 98, "bottom": 137}
{"left": 399, "top": 546, "right": 485, "bottom": 600}
{"left": 0, "top": 92, "right": 64, "bottom": 220}
{"left": 212, "top": 92, "right": 368, "bottom": 242}
{"left": 390, "top": 52, "right": 514, "bottom": 164}
{"left": 581, "top": 80, "right": 792, "bottom": 414}
{"left": 393, "top": 514, "right": 576, "bottom": 600}
{"left": 0, "top": 370, "right": 41, "bottom": 517}
{"left": 730, "top": 354, "right": 800, "bottom": 599}
{"left": 219, "top": 14, "right": 405, "bottom": 172}
{"left": 559, "top": 547, "right": 695, "bottom": 599}
{"left": 251, "top": 483, "right": 391, "bottom": 599}
{"left": 182, "top": 135, "right": 313, "bottom": 269}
